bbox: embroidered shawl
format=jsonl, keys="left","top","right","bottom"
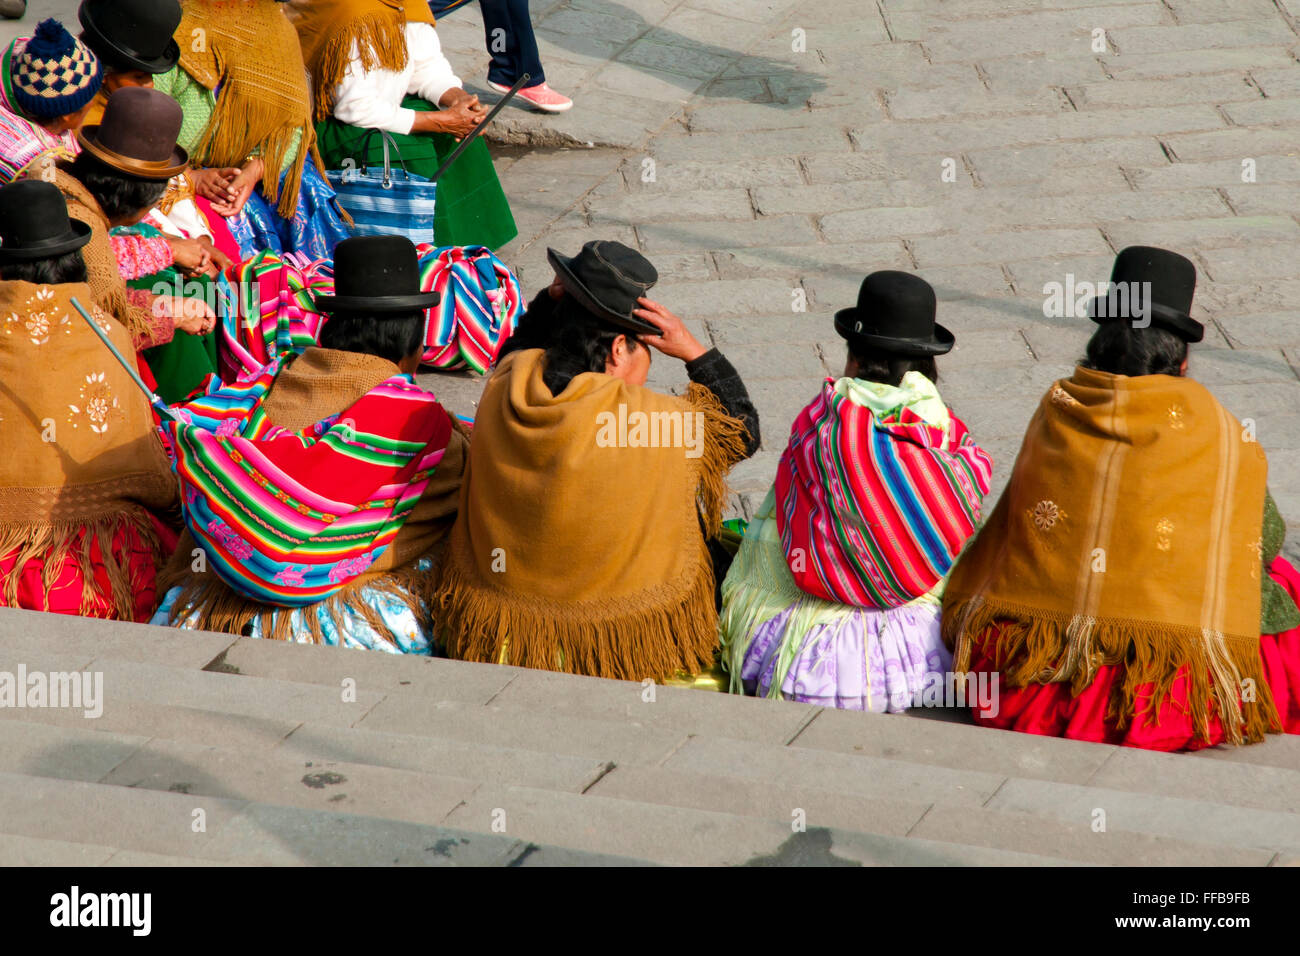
{"left": 176, "top": 0, "right": 321, "bottom": 217}
{"left": 776, "top": 373, "right": 992, "bottom": 609}
{"left": 942, "top": 366, "right": 1276, "bottom": 745}
{"left": 431, "top": 348, "right": 749, "bottom": 680}
{"left": 286, "top": 0, "right": 437, "bottom": 122}
{"left": 160, "top": 347, "right": 455, "bottom": 608}
{"left": 0, "top": 281, "right": 177, "bottom": 615}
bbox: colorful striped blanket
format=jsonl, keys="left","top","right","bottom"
{"left": 775, "top": 375, "right": 992, "bottom": 609}
{"left": 217, "top": 245, "right": 521, "bottom": 380}
{"left": 163, "top": 357, "right": 453, "bottom": 607}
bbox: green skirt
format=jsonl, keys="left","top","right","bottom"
{"left": 316, "top": 95, "right": 518, "bottom": 251}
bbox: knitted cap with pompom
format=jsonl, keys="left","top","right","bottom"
{"left": 9, "top": 18, "right": 103, "bottom": 121}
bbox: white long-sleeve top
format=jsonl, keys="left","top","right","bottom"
{"left": 330, "top": 22, "right": 462, "bottom": 136}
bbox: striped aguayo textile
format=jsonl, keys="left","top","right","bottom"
{"left": 775, "top": 378, "right": 992, "bottom": 609}
{"left": 163, "top": 359, "right": 453, "bottom": 607}
{"left": 217, "top": 245, "right": 521, "bottom": 380}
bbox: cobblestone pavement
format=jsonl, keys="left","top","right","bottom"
{"left": 9, "top": 0, "right": 1300, "bottom": 554}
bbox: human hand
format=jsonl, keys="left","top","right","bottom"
{"left": 190, "top": 166, "right": 241, "bottom": 205}
{"left": 633, "top": 297, "right": 707, "bottom": 362}
{"left": 209, "top": 158, "right": 262, "bottom": 217}
{"left": 163, "top": 296, "right": 217, "bottom": 335}
{"left": 166, "top": 236, "right": 213, "bottom": 277}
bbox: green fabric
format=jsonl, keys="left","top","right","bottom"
{"left": 154, "top": 66, "right": 301, "bottom": 174}
{"left": 119, "top": 222, "right": 218, "bottom": 404}
{"left": 315, "top": 94, "right": 517, "bottom": 251}
{"left": 836, "top": 370, "right": 951, "bottom": 433}
{"left": 1261, "top": 490, "right": 1300, "bottom": 634}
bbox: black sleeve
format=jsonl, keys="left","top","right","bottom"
{"left": 685, "top": 348, "right": 761, "bottom": 458}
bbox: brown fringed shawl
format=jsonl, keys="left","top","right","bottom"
{"left": 942, "top": 366, "right": 1276, "bottom": 745}
{"left": 432, "top": 349, "right": 749, "bottom": 681}
{"left": 286, "top": 0, "right": 437, "bottom": 122}
{"left": 48, "top": 168, "right": 154, "bottom": 340}
{"left": 177, "top": 0, "right": 321, "bottom": 218}
{"left": 158, "top": 347, "right": 467, "bottom": 644}
{"left": 0, "top": 281, "right": 177, "bottom": 617}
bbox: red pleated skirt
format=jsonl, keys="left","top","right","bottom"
{"left": 966, "top": 556, "right": 1300, "bottom": 751}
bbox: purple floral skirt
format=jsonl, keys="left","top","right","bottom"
{"left": 738, "top": 602, "right": 952, "bottom": 712}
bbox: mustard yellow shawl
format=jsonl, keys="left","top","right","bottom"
{"left": 942, "top": 366, "right": 1276, "bottom": 744}
{"left": 433, "top": 349, "right": 748, "bottom": 680}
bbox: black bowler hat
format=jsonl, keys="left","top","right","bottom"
{"left": 834, "top": 271, "right": 954, "bottom": 356}
{"left": 1089, "top": 246, "right": 1204, "bottom": 343}
{"left": 0, "top": 180, "right": 92, "bottom": 263}
{"left": 546, "top": 240, "right": 660, "bottom": 334}
{"left": 314, "top": 236, "right": 441, "bottom": 314}
{"left": 79, "top": 0, "right": 182, "bottom": 75}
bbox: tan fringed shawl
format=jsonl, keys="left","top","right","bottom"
{"left": 942, "top": 366, "right": 1276, "bottom": 745}
{"left": 287, "top": 0, "right": 437, "bottom": 122}
{"left": 48, "top": 168, "right": 154, "bottom": 340}
{"left": 0, "top": 281, "right": 177, "bottom": 616}
{"left": 159, "top": 347, "right": 468, "bottom": 643}
{"left": 177, "top": 0, "right": 321, "bottom": 218}
{"left": 432, "top": 348, "right": 749, "bottom": 681}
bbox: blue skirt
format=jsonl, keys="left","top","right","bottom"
{"left": 229, "top": 161, "right": 353, "bottom": 260}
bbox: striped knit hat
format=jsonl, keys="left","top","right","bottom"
{"left": 9, "top": 19, "right": 104, "bottom": 121}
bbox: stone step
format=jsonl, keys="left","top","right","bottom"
{"left": 440, "top": 784, "right": 1085, "bottom": 866}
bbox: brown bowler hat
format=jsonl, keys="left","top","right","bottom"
{"left": 76, "top": 86, "right": 188, "bottom": 181}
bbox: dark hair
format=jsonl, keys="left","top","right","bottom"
{"left": 1080, "top": 321, "right": 1188, "bottom": 377}
{"left": 0, "top": 250, "right": 88, "bottom": 285}
{"left": 847, "top": 344, "right": 938, "bottom": 387}
{"left": 64, "top": 152, "right": 167, "bottom": 223}
{"left": 318, "top": 310, "right": 425, "bottom": 365}
{"left": 497, "top": 289, "right": 642, "bottom": 395}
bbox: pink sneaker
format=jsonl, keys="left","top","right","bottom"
{"left": 490, "top": 80, "right": 573, "bottom": 114}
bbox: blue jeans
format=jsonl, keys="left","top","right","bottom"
{"left": 427, "top": 0, "right": 546, "bottom": 88}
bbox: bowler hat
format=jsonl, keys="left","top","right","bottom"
{"left": 314, "top": 236, "right": 441, "bottom": 314}
{"left": 76, "top": 86, "right": 188, "bottom": 180}
{"left": 546, "top": 240, "right": 660, "bottom": 334}
{"left": 78, "top": 0, "right": 181, "bottom": 75}
{"left": 834, "top": 271, "right": 954, "bottom": 356}
{"left": 0, "top": 179, "right": 92, "bottom": 263}
{"left": 1089, "top": 246, "right": 1204, "bottom": 343}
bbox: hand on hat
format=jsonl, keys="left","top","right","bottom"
{"left": 634, "top": 297, "right": 707, "bottom": 363}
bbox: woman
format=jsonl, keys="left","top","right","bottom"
{"left": 432, "top": 240, "right": 757, "bottom": 679}
{"left": 289, "top": 0, "right": 517, "bottom": 250}
{"left": 152, "top": 236, "right": 467, "bottom": 654}
{"left": 720, "top": 272, "right": 993, "bottom": 711}
{"left": 426, "top": 0, "right": 572, "bottom": 112}
{"left": 48, "top": 87, "right": 215, "bottom": 377}
{"left": 154, "top": 0, "right": 352, "bottom": 259}
{"left": 0, "top": 179, "right": 178, "bottom": 621}
{"left": 0, "top": 18, "right": 102, "bottom": 184}
{"left": 943, "top": 247, "right": 1300, "bottom": 750}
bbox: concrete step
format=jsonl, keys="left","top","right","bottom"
{"left": 440, "top": 784, "right": 1085, "bottom": 866}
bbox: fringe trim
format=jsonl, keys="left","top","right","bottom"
{"left": 163, "top": 562, "right": 431, "bottom": 650}
{"left": 192, "top": 99, "right": 314, "bottom": 220}
{"left": 305, "top": 15, "right": 410, "bottom": 121}
{"left": 943, "top": 596, "right": 1282, "bottom": 746}
{"left": 431, "top": 542, "right": 721, "bottom": 681}
{"left": 0, "top": 510, "right": 166, "bottom": 620}
{"left": 684, "top": 382, "right": 749, "bottom": 538}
